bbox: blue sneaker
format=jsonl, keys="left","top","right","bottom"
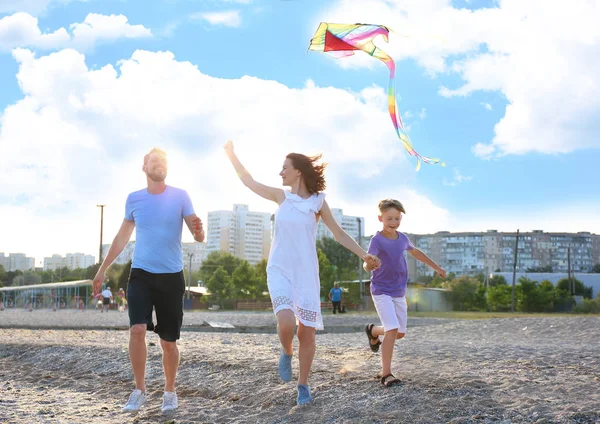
{"left": 297, "top": 384, "right": 312, "bottom": 405}
{"left": 278, "top": 348, "right": 293, "bottom": 382}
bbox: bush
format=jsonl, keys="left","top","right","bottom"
{"left": 487, "top": 284, "right": 513, "bottom": 311}
{"left": 446, "top": 276, "right": 486, "bottom": 311}
{"left": 573, "top": 298, "right": 600, "bottom": 314}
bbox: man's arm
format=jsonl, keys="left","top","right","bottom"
{"left": 184, "top": 214, "right": 205, "bottom": 242}
{"left": 93, "top": 219, "right": 135, "bottom": 293}
{"left": 408, "top": 248, "right": 446, "bottom": 278}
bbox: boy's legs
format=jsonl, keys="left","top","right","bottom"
{"left": 371, "top": 295, "right": 407, "bottom": 376}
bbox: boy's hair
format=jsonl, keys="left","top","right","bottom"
{"left": 378, "top": 198, "right": 406, "bottom": 214}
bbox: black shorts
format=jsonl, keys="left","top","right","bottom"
{"left": 103, "top": 297, "right": 111, "bottom": 305}
{"left": 127, "top": 268, "right": 185, "bottom": 342}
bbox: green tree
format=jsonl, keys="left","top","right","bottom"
{"left": 592, "top": 264, "right": 600, "bottom": 273}
{"left": 206, "top": 266, "right": 233, "bottom": 306}
{"left": 538, "top": 280, "right": 556, "bottom": 312}
{"left": 317, "top": 248, "right": 336, "bottom": 299}
{"left": 553, "top": 288, "right": 574, "bottom": 312}
{"left": 316, "top": 237, "right": 358, "bottom": 282}
{"left": 23, "top": 270, "right": 42, "bottom": 285}
{"left": 487, "top": 284, "right": 513, "bottom": 311}
{"left": 489, "top": 275, "right": 507, "bottom": 287}
{"left": 253, "top": 259, "right": 268, "bottom": 298}
{"left": 117, "top": 260, "right": 132, "bottom": 291}
{"left": 446, "top": 276, "right": 485, "bottom": 311}
{"left": 231, "top": 261, "right": 260, "bottom": 298}
{"left": 200, "top": 251, "right": 243, "bottom": 283}
{"left": 0, "top": 264, "right": 6, "bottom": 284}
{"left": 516, "top": 277, "right": 546, "bottom": 312}
{"left": 556, "top": 278, "right": 592, "bottom": 298}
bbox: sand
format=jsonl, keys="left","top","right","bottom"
{"left": 0, "top": 311, "right": 598, "bottom": 423}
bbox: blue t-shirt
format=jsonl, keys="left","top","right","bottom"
{"left": 367, "top": 231, "right": 414, "bottom": 297}
{"left": 330, "top": 287, "right": 343, "bottom": 302}
{"left": 125, "top": 186, "right": 195, "bottom": 274}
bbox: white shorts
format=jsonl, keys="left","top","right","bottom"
{"left": 372, "top": 294, "right": 408, "bottom": 333}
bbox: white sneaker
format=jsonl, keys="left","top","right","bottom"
{"left": 123, "top": 389, "right": 146, "bottom": 412}
{"left": 161, "top": 391, "right": 178, "bottom": 413}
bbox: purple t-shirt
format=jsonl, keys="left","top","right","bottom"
{"left": 367, "top": 231, "right": 414, "bottom": 297}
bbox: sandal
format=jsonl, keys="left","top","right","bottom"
{"left": 365, "top": 324, "right": 381, "bottom": 353}
{"left": 381, "top": 373, "right": 403, "bottom": 387}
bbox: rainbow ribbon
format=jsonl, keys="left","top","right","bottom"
{"left": 309, "top": 23, "right": 442, "bottom": 171}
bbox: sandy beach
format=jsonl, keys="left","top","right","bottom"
{"left": 0, "top": 311, "right": 598, "bottom": 423}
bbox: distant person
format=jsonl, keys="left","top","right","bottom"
{"left": 117, "top": 288, "right": 127, "bottom": 312}
{"left": 364, "top": 199, "right": 446, "bottom": 387}
{"left": 101, "top": 287, "right": 113, "bottom": 313}
{"left": 329, "top": 283, "right": 343, "bottom": 314}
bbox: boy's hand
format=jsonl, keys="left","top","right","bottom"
{"left": 436, "top": 267, "right": 447, "bottom": 279}
{"left": 363, "top": 254, "right": 381, "bottom": 271}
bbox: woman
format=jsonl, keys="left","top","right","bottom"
{"left": 224, "top": 140, "right": 380, "bottom": 405}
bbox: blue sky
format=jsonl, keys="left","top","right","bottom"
{"left": 1, "top": 0, "right": 599, "bottom": 264}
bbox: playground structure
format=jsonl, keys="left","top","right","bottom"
{"left": 0, "top": 280, "right": 94, "bottom": 311}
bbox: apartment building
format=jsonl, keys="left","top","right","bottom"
{"left": 207, "top": 204, "right": 271, "bottom": 265}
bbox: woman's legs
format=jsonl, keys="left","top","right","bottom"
{"left": 276, "top": 309, "right": 295, "bottom": 355}
{"left": 297, "top": 322, "right": 316, "bottom": 386}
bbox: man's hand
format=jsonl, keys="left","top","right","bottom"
{"left": 92, "top": 270, "right": 105, "bottom": 295}
{"left": 193, "top": 217, "right": 205, "bottom": 242}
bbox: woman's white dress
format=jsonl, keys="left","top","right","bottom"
{"left": 267, "top": 190, "right": 325, "bottom": 330}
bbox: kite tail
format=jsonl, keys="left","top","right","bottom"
{"left": 380, "top": 52, "right": 442, "bottom": 170}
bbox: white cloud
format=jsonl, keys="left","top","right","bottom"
{"left": 191, "top": 10, "right": 241, "bottom": 28}
{"left": 69, "top": 13, "right": 152, "bottom": 49}
{"left": 318, "top": 0, "right": 600, "bottom": 157}
{"left": 481, "top": 102, "right": 492, "bottom": 111}
{"left": 0, "top": 12, "right": 151, "bottom": 52}
{"left": 442, "top": 168, "right": 472, "bottom": 186}
{"left": 0, "top": 12, "right": 70, "bottom": 50}
{"left": 0, "top": 48, "right": 423, "bottom": 261}
{"left": 0, "top": 0, "right": 85, "bottom": 16}
{"left": 471, "top": 142, "right": 495, "bottom": 159}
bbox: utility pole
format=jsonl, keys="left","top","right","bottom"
{"left": 511, "top": 229, "right": 520, "bottom": 312}
{"left": 568, "top": 247, "right": 572, "bottom": 294}
{"left": 96, "top": 205, "right": 105, "bottom": 264}
{"left": 356, "top": 217, "right": 364, "bottom": 305}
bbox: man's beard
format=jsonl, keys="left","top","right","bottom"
{"left": 146, "top": 170, "right": 167, "bottom": 183}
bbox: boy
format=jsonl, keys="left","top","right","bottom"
{"left": 364, "top": 199, "right": 446, "bottom": 387}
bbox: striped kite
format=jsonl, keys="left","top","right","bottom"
{"left": 309, "top": 23, "right": 442, "bottom": 170}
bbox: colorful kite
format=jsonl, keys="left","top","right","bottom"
{"left": 309, "top": 23, "right": 442, "bottom": 170}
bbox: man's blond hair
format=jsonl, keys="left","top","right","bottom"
{"left": 378, "top": 198, "right": 406, "bottom": 214}
{"left": 143, "top": 147, "right": 167, "bottom": 167}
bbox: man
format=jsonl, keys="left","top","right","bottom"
{"left": 329, "top": 282, "right": 343, "bottom": 314}
{"left": 101, "top": 286, "right": 113, "bottom": 313}
{"left": 93, "top": 147, "right": 204, "bottom": 413}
